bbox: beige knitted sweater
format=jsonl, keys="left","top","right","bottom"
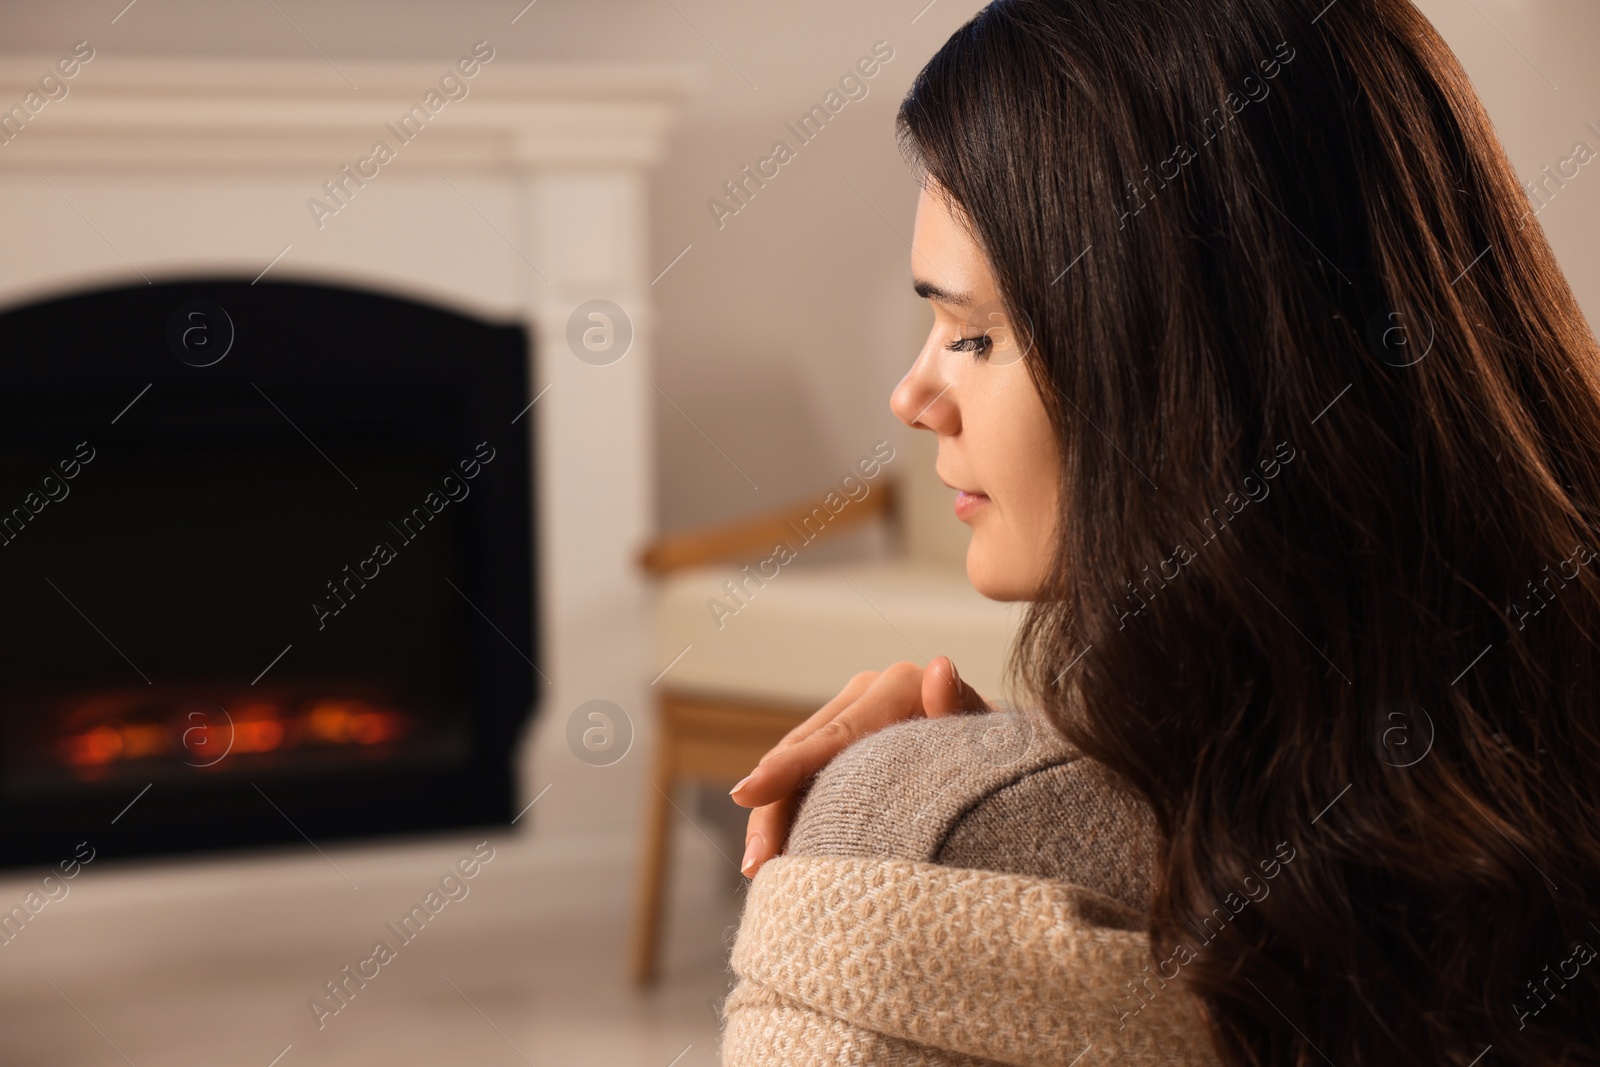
{"left": 721, "top": 708, "right": 1221, "bottom": 1066}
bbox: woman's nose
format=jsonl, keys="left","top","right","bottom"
{"left": 891, "top": 336, "right": 958, "bottom": 434}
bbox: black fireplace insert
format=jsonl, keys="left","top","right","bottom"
{"left": 0, "top": 279, "right": 537, "bottom": 867}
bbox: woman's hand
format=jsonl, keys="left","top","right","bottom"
{"left": 729, "top": 656, "right": 992, "bottom": 877}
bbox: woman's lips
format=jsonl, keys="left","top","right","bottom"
{"left": 954, "top": 490, "right": 990, "bottom": 521}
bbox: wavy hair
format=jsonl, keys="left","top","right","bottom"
{"left": 897, "top": 0, "right": 1600, "bottom": 1063}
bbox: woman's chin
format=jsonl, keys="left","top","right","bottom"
{"left": 965, "top": 551, "right": 1030, "bottom": 602}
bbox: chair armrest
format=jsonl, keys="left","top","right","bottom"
{"left": 639, "top": 479, "right": 898, "bottom": 575}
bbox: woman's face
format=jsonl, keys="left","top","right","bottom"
{"left": 891, "top": 181, "right": 1062, "bottom": 601}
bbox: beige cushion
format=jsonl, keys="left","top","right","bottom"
{"left": 649, "top": 556, "right": 1021, "bottom": 708}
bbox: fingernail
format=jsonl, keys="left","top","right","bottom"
{"left": 729, "top": 773, "right": 754, "bottom": 797}
{"left": 741, "top": 834, "right": 764, "bottom": 877}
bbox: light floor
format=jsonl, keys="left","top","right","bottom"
{"left": 0, "top": 820, "right": 744, "bottom": 1067}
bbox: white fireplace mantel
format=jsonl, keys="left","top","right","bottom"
{"left": 0, "top": 55, "right": 702, "bottom": 833}
{"left": 0, "top": 57, "right": 699, "bottom": 171}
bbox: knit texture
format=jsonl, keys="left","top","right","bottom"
{"left": 785, "top": 708, "right": 1161, "bottom": 911}
{"left": 721, "top": 708, "right": 1220, "bottom": 1066}
{"left": 724, "top": 855, "right": 1218, "bottom": 1066}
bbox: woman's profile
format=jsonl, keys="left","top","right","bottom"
{"left": 726, "top": 0, "right": 1600, "bottom": 1063}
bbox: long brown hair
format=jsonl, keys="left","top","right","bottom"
{"left": 897, "top": 1, "right": 1600, "bottom": 1063}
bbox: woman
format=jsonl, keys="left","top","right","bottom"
{"left": 728, "top": 0, "right": 1600, "bottom": 1064}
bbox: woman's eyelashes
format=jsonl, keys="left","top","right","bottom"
{"left": 945, "top": 332, "right": 994, "bottom": 360}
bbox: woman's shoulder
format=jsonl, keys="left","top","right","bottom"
{"left": 784, "top": 707, "right": 1159, "bottom": 912}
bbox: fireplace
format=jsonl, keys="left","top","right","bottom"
{"left": 0, "top": 278, "right": 536, "bottom": 867}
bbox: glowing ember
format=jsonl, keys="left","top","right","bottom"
{"left": 55, "top": 690, "right": 410, "bottom": 771}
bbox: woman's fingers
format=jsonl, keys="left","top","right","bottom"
{"left": 760, "top": 668, "right": 880, "bottom": 762}
{"left": 921, "top": 655, "right": 992, "bottom": 718}
{"left": 730, "top": 661, "right": 924, "bottom": 808}
{"left": 741, "top": 792, "right": 796, "bottom": 877}
{"left": 729, "top": 658, "right": 988, "bottom": 880}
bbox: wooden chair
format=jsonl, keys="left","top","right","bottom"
{"left": 628, "top": 482, "right": 899, "bottom": 985}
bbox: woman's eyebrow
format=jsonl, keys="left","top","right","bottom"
{"left": 912, "top": 278, "right": 976, "bottom": 307}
